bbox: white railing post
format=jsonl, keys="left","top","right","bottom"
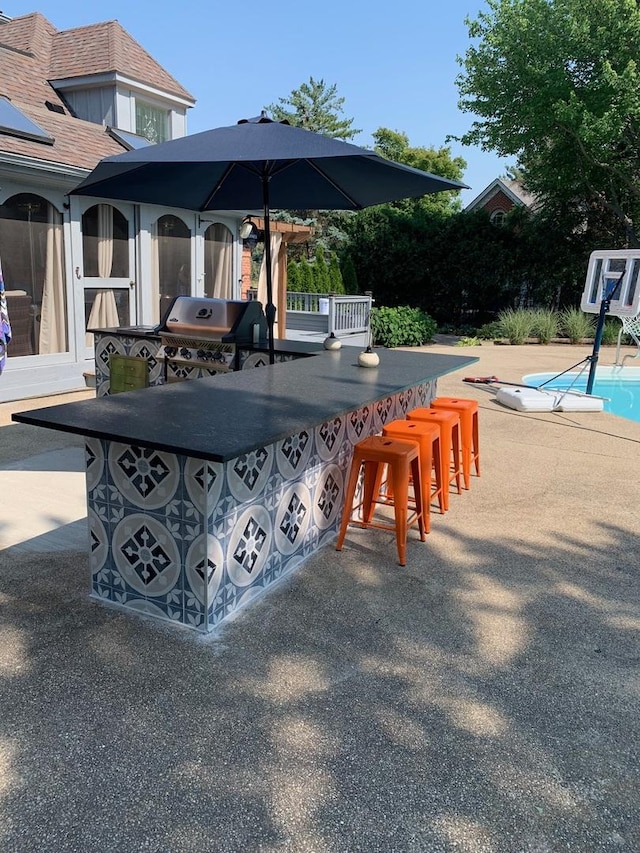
{"left": 285, "top": 292, "right": 373, "bottom": 335}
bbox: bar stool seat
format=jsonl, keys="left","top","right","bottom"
{"left": 430, "top": 397, "right": 480, "bottom": 489}
{"left": 406, "top": 408, "right": 462, "bottom": 510}
{"left": 336, "top": 435, "right": 426, "bottom": 566}
{"left": 382, "top": 419, "right": 445, "bottom": 531}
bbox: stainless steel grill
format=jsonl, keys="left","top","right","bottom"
{"left": 156, "top": 297, "right": 267, "bottom": 378}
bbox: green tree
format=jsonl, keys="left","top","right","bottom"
{"left": 298, "top": 255, "right": 314, "bottom": 292}
{"left": 372, "top": 128, "right": 466, "bottom": 216}
{"left": 287, "top": 259, "right": 301, "bottom": 292}
{"left": 340, "top": 253, "right": 358, "bottom": 295}
{"left": 328, "top": 254, "right": 344, "bottom": 293}
{"left": 456, "top": 0, "right": 640, "bottom": 245}
{"left": 313, "top": 246, "right": 330, "bottom": 293}
{"left": 265, "top": 77, "right": 360, "bottom": 140}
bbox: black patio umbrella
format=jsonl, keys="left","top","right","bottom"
{"left": 72, "top": 112, "right": 468, "bottom": 364}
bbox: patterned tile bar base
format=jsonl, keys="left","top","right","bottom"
{"left": 86, "top": 379, "right": 436, "bottom": 632}
{"left": 94, "top": 332, "right": 296, "bottom": 396}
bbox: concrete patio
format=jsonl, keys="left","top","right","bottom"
{"left": 0, "top": 341, "right": 638, "bottom": 852}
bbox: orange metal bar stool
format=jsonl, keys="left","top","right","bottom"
{"left": 382, "top": 419, "right": 445, "bottom": 531}
{"left": 336, "top": 435, "right": 426, "bottom": 566}
{"left": 430, "top": 397, "right": 480, "bottom": 489}
{"left": 406, "top": 408, "right": 462, "bottom": 510}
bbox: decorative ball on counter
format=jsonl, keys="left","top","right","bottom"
{"left": 323, "top": 332, "right": 342, "bottom": 350}
{"left": 358, "top": 346, "right": 380, "bottom": 368}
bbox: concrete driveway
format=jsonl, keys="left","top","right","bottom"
{"left": 0, "top": 344, "right": 638, "bottom": 852}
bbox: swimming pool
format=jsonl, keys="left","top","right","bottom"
{"left": 524, "top": 365, "right": 640, "bottom": 424}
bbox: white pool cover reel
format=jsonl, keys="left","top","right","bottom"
{"left": 496, "top": 387, "right": 604, "bottom": 413}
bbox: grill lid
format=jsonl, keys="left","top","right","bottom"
{"left": 157, "top": 296, "right": 267, "bottom": 343}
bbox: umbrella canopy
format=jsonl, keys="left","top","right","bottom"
{"left": 72, "top": 113, "right": 468, "bottom": 362}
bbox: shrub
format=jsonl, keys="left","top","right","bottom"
{"left": 498, "top": 308, "right": 535, "bottom": 345}
{"left": 560, "top": 307, "right": 595, "bottom": 343}
{"left": 601, "top": 317, "right": 622, "bottom": 346}
{"left": 371, "top": 306, "right": 437, "bottom": 348}
{"left": 476, "top": 320, "right": 504, "bottom": 340}
{"left": 437, "top": 322, "right": 480, "bottom": 339}
{"left": 531, "top": 309, "right": 559, "bottom": 344}
{"left": 455, "top": 336, "right": 482, "bottom": 347}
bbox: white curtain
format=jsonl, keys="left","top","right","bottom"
{"left": 97, "top": 204, "right": 113, "bottom": 277}
{"left": 39, "top": 204, "right": 67, "bottom": 354}
{"left": 86, "top": 205, "right": 119, "bottom": 345}
{"left": 257, "top": 231, "right": 282, "bottom": 309}
{"left": 209, "top": 224, "right": 233, "bottom": 299}
{"left": 150, "top": 219, "right": 160, "bottom": 325}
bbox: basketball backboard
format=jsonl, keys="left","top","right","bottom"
{"left": 581, "top": 249, "right": 640, "bottom": 317}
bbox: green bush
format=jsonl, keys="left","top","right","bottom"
{"left": 498, "top": 308, "right": 536, "bottom": 345}
{"left": 437, "top": 322, "right": 478, "bottom": 337}
{"left": 531, "top": 309, "right": 559, "bottom": 344}
{"left": 371, "top": 306, "right": 437, "bottom": 348}
{"left": 455, "top": 336, "right": 482, "bottom": 347}
{"left": 601, "top": 317, "right": 622, "bottom": 345}
{"left": 560, "top": 307, "right": 595, "bottom": 343}
{"left": 476, "top": 320, "right": 504, "bottom": 340}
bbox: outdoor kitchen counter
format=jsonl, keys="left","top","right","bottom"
{"left": 13, "top": 346, "right": 477, "bottom": 461}
{"left": 12, "top": 345, "right": 478, "bottom": 633}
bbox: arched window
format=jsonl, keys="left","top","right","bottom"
{"left": 154, "top": 214, "right": 191, "bottom": 320}
{"left": 204, "top": 222, "right": 233, "bottom": 299}
{"left": 0, "top": 192, "right": 67, "bottom": 356}
{"left": 82, "top": 204, "right": 129, "bottom": 278}
{"left": 490, "top": 209, "right": 507, "bottom": 227}
{"left": 82, "top": 203, "right": 132, "bottom": 343}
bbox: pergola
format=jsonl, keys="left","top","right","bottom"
{"left": 242, "top": 217, "right": 313, "bottom": 340}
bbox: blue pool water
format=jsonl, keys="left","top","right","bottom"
{"left": 524, "top": 366, "right": 640, "bottom": 424}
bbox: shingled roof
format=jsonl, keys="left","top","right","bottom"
{"left": 0, "top": 12, "right": 194, "bottom": 173}
{"left": 49, "top": 19, "right": 193, "bottom": 101}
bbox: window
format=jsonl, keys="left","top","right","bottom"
{"left": 155, "top": 214, "right": 191, "bottom": 318}
{"left": 107, "top": 127, "right": 151, "bottom": 151}
{"left": 204, "top": 223, "right": 233, "bottom": 299}
{"left": 135, "top": 100, "right": 168, "bottom": 144}
{"left": 0, "top": 96, "right": 54, "bottom": 144}
{"left": 0, "top": 193, "right": 67, "bottom": 355}
{"left": 490, "top": 210, "right": 507, "bottom": 227}
{"left": 82, "top": 204, "right": 129, "bottom": 278}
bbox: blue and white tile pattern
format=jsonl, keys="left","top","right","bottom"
{"left": 85, "top": 379, "right": 436, "bottom": 631}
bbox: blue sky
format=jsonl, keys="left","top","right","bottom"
{"left": 9, "top": 0, "right": 511, "bottom": 205}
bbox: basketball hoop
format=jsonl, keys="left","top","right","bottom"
{"left": 581, "top": 250, "right": 640, "bottom": 393}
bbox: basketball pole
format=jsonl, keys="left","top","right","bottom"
{"left": 586, "top": 272, "right": 624, "bottom": 396}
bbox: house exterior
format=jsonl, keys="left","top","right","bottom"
{"left": 0, "top": 12, "right": 246, "bottom": 403}
{"left": 464, "top": 177, "right": 538, "bottom": 224}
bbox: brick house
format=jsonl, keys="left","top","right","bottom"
{"left": 464, "top": 177, "right": 538, "bottom": 224}
{"left": 0, "top": 11, "right": 247, "bottom": 403}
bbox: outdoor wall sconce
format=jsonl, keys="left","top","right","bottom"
{"left": 239, "top": 215, "right": 260, "bottom": 248}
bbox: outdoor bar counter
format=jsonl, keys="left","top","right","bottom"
{"left": 13, "top": 344, "right": 478, "bottom": 632}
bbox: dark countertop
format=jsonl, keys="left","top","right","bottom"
{"left": 13, "top": 345, "right": 478, "bottom": 462}
{"left": 92, "top": 327, "right": 321, "bottom": 356}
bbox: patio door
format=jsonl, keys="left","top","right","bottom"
{"left": 195, "top": 217, "right": 239, "bottom": 300}
{"left": 78, "top": 201, "right": 136, "bottom": 356}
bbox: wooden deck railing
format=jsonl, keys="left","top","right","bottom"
{"left": 285, "top": 293, "right": 372, "bottom": 336}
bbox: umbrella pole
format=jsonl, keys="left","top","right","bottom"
{"left": 262, "top": 175, "right": 276, "bottom": 366}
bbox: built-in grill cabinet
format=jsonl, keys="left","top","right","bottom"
{"left": 156, "top": 297, "right": 268, "bottom": 379}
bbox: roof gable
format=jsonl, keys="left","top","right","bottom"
{"left": 0, "top": 12, "right": 55, "bottom": 56}
{"left": 0, "top": 12, "right": 194, "bottom": 173}
{"left": 465, "top": 178, "right": 538, "bottom": 213}
{"left": 49, "top": 20, "right": 194, "bottom": 101}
